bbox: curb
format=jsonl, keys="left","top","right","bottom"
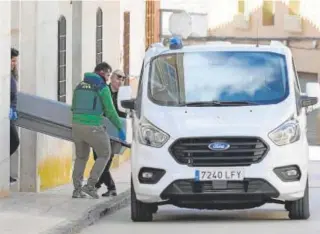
{"left": 43, "top": 189, "right": 131, "bottom": 234}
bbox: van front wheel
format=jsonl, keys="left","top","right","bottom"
{"left": 288, "top": 179, "right": 310, "bottom": 220}
{"left": 131, "top": 178, "right": 153, "bottom": 222}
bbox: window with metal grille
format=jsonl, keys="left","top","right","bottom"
{"left": 57, "top": 16, "right": 67, "bottom": 103}
{"left": 96, "top": 8, "right": 103, "bottom": 64}
{"left": 262, "top": 0, "right": 275, "bottom": 26}
{"left": 123, "top": 11, "right": 130, "bottom": 75}
{"left": 238, "top": 0, "right": 245, "bottom": 14}
{"left": 289, "top": 0, "right": 300, "bottom": 16}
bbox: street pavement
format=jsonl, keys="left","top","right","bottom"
{"left": 80, "top": 192, "right": 320, "bottom": 234}
{"left": 81, "top": 160, "right": 320, "bottom": 234}
{"left": 0, "top": 161, "right": 131, "bottom": 234}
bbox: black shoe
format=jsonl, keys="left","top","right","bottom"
{"left": 102, "top": 190, "right": 117, "bottom": 197}
{"left": 10, "top": 177, "right": 17, "bottom": 183}
{"left": 95, "top": 183, "right": 102, "bottom": 189}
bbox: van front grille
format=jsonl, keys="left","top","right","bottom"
{"left": 169, "top": 137, "right": 269, "bottom": 167}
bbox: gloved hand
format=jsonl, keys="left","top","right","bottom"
{"left": 118, "top": 129, "right": 126, "bottom": 141}
{"left": 9, "top": 108, "right": 18, "bottom": 121}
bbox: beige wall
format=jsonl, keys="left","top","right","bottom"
{"left": 209, "top": 0, "right": 320, "bottom": 80}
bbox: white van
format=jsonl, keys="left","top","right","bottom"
{"left": 118, "top": 38, "right": 319, "bottom": 222}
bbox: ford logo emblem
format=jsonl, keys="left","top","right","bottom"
{"left": 208, "top": 142, "right": 230, "bottom": 151}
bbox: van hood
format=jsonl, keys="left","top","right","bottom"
{"left": 145, "top": 103, "right": 295, "bottom": 139}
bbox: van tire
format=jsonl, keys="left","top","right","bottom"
{"left": 151, "top": 205, "right": 158, "bottom": 214}
{"left": 131, "top": 178, "right": 153, "bottom": 222}
{"left": 284, "top": 202, "right": 291, "bottom": 211}
{"left": 288, "top": 179, "right": 310, "bottom": 220}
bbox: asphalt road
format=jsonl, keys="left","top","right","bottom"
{"left": 81, "top": 186, "right": 320, "bottom": 234}
{"left": 81, "top": 162, "right": 320, "bottom": 234}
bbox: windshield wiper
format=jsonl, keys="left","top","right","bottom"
{"left": 214, "top": 101, "right": 260, "bottom": 106}
{"left": 179, "top": 101, "right": 259, "bottom": 107}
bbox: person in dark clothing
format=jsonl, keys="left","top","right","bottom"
{"left": 94, "top": 69, "right": 127, "bottom": 197}
{"left": 10, "top": 48, "right": 20, "bottom": 183}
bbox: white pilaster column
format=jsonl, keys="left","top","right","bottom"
{"left": 0, "top": 1, "right": 12, "bottom": 197}
{"left": 19, "top": 1, "right": 39, "bottom": 192}
{"left": 72, "top": 0, "right": 82, "bottom": 89}
{"left": 10, "top": 0, "right": 22, "bottom": 192}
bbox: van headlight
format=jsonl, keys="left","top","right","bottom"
{"left": 268, "top": 119, "right": 301, "bottom": 146}
{"left": 138, "top": 118, "right": 170, "bottom": 148}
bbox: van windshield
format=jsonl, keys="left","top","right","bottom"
{"left": 148, "top": 51, "right": 289, "bottom": 106}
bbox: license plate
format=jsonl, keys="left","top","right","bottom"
{"left": 195, "top": 168, "right": 245, "bottom": 181}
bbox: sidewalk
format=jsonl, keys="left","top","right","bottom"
{"left": 0, "top": 160, "right": 131, "bottom": 234}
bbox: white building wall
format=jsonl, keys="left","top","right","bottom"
{"left": 101, "top": 1, "right": 122, "bottom": 71}
{"left": 10, "top": 1, "right": 74, "bottom": 191}
{"left": 80, "top": 0, "right": 145, "bottom": 79}
{"left": 34, "top": 1, "right": 74, "bottom": 190}
{"left": 0, "top": 1, "right": 11, "bottom": 196}
{"left": 10, "top": 0, "right": 21, "bottom": 190}
{"left": 81, "top": 1, "right": 98, "bottom": 74}
{"left": 81, "top": 1, "right": 121, "bottom": 74}
{"left": 19, "top": 0, "right": 39, "bottom": 191}
{"left": 121, "top": 0, "right": 146, "bottom": 76}
{"left": 4, "top": 0, "right": 144, "bottom": 192}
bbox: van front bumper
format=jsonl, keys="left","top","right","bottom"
{"left": 132, "top": 138, "right": 308, "bottom": 204}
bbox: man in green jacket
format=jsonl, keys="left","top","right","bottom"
{"left": 71, "top": 62, "right": 126, "bottom": 199}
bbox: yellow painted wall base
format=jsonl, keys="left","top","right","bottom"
{"left": 116, "top": 149, "right": 131, "bottom": 166}
{"left": 38, "top": 149, "right": 131, "bottom": 191}
{"left": 84, "top": 148, "right": 131, "bottom": 176}
{"left": 38, "top": 155, "right": 73, "bottom": 191}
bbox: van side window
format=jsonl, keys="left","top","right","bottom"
{"left": 135, "top": 61, "right": 144, "bottom": 119}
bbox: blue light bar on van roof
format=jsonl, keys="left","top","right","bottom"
{"left": 169, "top": 36, "right": 183, "bottom": 50}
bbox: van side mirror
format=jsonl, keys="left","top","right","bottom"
{"left": 306, "top": 82, "right": 320, "bottom": 110}
{"left": 121, "top": 99, "right": 136, "bottom": 110}
{"left": 300, "top": 95, "right": 318, "bottom": 108}
{"left": 117, "top": 86, "right": 132, "bottom": 113}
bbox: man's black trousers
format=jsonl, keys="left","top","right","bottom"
{"left": 93, "top": 150, "right": 116, "bottom": 191}
{"left": 10, "top": 121, "right": 20, "bottom": 155}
